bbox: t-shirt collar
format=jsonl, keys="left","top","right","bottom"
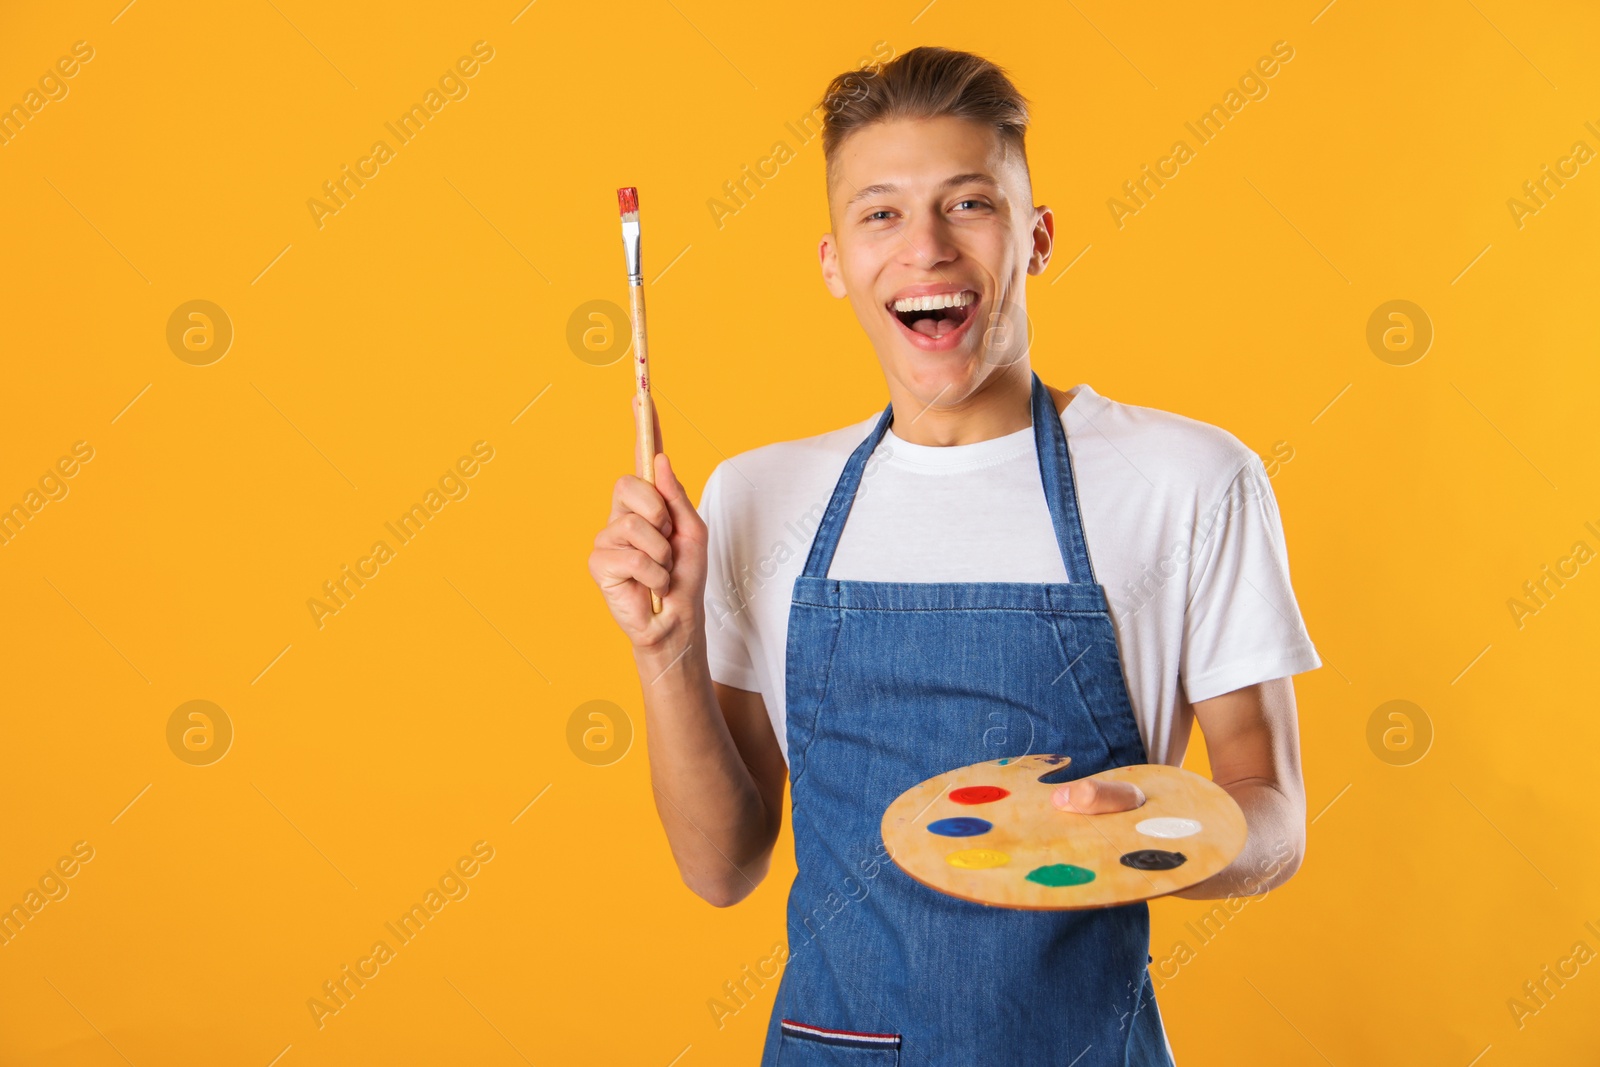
{"left": 878, "top": 383, "right": 1096, "bottom": 472}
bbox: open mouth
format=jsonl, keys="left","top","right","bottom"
{"left": 887, "top": 289, "right": 979, "bottom": 346}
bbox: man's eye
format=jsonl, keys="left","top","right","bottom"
{"left": 865, "top": 209, "right": 895, "bottom": 222}
{"left": 953, "top": 199, "right": 988, "bottom": 211}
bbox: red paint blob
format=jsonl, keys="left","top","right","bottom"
{"left": 950, "top": 785, "right": 1010, "bottom": 805}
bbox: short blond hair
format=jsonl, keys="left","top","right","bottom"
{"left": 819, "top": 46, "right": 1031, "bottom": 185}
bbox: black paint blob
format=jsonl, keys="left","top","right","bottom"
{"left": 1120, "top": 849, "right": 1188, "bottom": 871}
{"left": 1036, "top": 766, "right": 1077, "bottom": 785}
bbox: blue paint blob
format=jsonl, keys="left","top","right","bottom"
{"left": 927, "top": 817, "right": 993, "bottom": 837}
{"left": 1037, "top": 766, "right": 1077, "bottom": 785}
{"left": 998, "top": 758, "right": 1011, "bottom": 765}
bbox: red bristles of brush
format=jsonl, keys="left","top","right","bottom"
{"left": 618, "top": 186, "right": 638, "bottom": 218}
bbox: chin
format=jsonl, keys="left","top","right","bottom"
{"left": 885, "top": 351, "right": 995, "bottom": 405}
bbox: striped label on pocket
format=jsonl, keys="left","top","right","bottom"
{"left": 780, "top": 1019, "right": 902, "bottom": 1049}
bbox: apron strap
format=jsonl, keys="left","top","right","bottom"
{"left": 1033, "top": 369, "right": 1099, "bottom": 586}
{"left": 799, "top": 371, "right": 1097, "bottom": 585}
{"left": 798, "top": 396, "right": 895, "bottom": 580}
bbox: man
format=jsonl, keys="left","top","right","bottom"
{"left": 589, "top": 46, "right": 1320, "bottom": 1066}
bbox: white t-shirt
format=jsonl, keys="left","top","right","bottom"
{"left": 697, "top": 382, "right": 1321, "bottom": 768}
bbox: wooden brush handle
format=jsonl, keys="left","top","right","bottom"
{"left": 629, "top": 284, "right": 662, "bottom": 615}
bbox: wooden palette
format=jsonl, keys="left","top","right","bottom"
{"left": 881, "top": 753, "right": 1247, "bottom": 910}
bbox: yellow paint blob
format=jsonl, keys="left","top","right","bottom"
{"left": 946, "top": 848, "right": 1011, "bottom": 869}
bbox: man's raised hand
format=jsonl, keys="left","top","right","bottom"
{"left": 587, "top": 395, "right": 708, "bottom": 650}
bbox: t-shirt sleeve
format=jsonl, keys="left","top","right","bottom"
{"left": 698, "top": 462, "right": 762, "bottom": 692}
{"left": 1179, "top": 455, "right": 1322, "bottom": 704}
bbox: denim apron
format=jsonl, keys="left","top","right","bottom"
{"left": 760, "top": 371, "right": 1174, "bottom": 1067}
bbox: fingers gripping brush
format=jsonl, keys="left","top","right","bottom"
{"left": 617, "top": 187, "right": 662, "bottom": 615}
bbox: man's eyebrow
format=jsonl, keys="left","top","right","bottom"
{"left": 844, "top": 183, "right": 898, "bottom": 207}
{"left": 843, "top": 173, "right": 1001, "bottom": 208}
{"left": 940, "top": 172, "right": 1000, "bottom": 191}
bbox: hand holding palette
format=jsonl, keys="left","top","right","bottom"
{"left": 881, "top": 753, "right": 1247, "bottom": 910}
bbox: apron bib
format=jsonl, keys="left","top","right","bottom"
{"left": 761, "top": 372, "right": 1175, "bottom": 1067}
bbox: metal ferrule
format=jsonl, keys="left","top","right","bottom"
{"left": 621, "top": 218, "right": 642, "bottom": 285}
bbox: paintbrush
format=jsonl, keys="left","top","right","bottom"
{"left": 618, "top": 186, "right": 662, "bottom": 615}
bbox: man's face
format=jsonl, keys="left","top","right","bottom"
{"left": 819, "top": 115, "right": 1052, "bottom": 406}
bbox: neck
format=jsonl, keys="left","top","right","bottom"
{"left": 887, "top": 362, "right": 1067, "bottom": 446}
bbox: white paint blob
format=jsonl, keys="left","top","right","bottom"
{"left": 1136, "top": 817, "right": 1202, "bottom": 839}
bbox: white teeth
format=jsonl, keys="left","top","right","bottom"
{"left": 891, "top": 291, "right": 975, "bottom": 313}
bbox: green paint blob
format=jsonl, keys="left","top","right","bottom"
{"left": 998, "top": 758, "right": 1011, "bottom": 765}
{"left": 1025, "top": 863, "right": 1096, "bottom": 887}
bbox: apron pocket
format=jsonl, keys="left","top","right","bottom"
{"left": 777, "top": 1018, "right": 900, "bottom": 1065}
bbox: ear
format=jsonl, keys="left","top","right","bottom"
{"left": 1026, "top": 205, "right": 1055, "bottom": 276}
{"left": 818, "top": 233, "right": 848, "bottom": 298}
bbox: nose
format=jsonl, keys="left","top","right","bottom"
{"left": 896, "top": 206, "right": 958, "bottom": 271}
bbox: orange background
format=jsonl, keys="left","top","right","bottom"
{"left": 2, "top": 1, "right": 1597, "bottom": 1064}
